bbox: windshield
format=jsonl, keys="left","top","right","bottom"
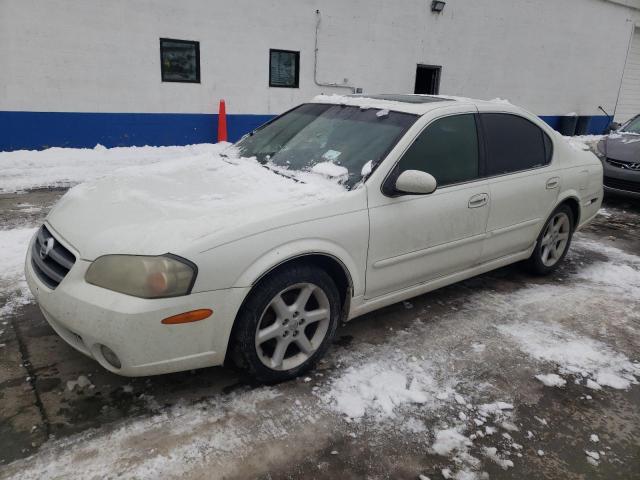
{"left": 235, "top": 103, "right": 417, "bottom": 188}
{"left": 621, "top": 115, "right": 640, "bottom": 134}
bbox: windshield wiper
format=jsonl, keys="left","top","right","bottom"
{"left": 260, "top": 163, "right": 303, "bottom": 183}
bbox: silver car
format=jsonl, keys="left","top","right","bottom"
{"left": 597, "top": 116, "right": 640, "bottom": 199}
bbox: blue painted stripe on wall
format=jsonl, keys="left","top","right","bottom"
{"left": 0, "top": 111, "right": 274, "bottom": 151}
{"left": 0, "top": 111, "right": 610, "bottom": 152}
{"left": 539, "top": 115, "right": 610, "bottom": 136}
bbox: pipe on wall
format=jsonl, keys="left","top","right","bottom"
{"left": 314, "top": 9, "right": 355, "bottom": 93}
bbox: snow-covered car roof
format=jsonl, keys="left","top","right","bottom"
{"left": 311, "top": 93, "right": 513, "bottom": 115}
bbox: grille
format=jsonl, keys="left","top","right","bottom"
{"left": 603, "top": 176, "right": 640, "bottom": 194}
{"left": 606, "top": 158, "right": 640, "bottom": 171}
{"left": 31, "top": 225, "right": 76, "bottom": 289}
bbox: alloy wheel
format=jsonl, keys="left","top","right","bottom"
{"left": 540, "top": 212, "right": 571, "bottom": 267}
{"left": 254, "top": 283, "right": 331, "bottom": 371}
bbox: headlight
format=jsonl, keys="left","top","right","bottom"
{"left": 85, "top": 254, "right": 196, "bottom": 298}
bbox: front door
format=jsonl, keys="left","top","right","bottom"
{"left": 366, "top": 111, "right": 489, "bottom": 299}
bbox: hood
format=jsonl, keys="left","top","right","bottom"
{"left": 46, "top": 152, "right": 348, "bottom": 260}
{"left": 603, "top": 133, "right": 640, "bottom": 162}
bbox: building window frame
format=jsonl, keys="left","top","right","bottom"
{"left": 160, "top": 38, "right": 201, "bottom": 84}
{"left": 269, "top": 49, "right": 300, "bottom": 88}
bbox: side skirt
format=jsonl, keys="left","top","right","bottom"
{"left": 348, "top": 246, "right": 535, "bottom": 320}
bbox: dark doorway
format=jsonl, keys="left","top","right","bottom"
{"left": 414, "top": 64, "right": 441, "bottom": 95}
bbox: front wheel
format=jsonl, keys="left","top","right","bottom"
{"left": 231, "top": 264, "right": 341, "bottom": 383}
{"left": 527, "top": 205, "right": 574, "bottom": 275}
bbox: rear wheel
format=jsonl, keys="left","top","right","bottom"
{"left": 527, "top": 205, "right": 574, "bottom": 275}
{"left": 232, "top": 264, "right": 340, "bottom": 382}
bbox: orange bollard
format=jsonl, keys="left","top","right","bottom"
{"left": 217, "top": 99, "right": 228, "bottom": 142}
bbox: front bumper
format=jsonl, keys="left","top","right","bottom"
{"left": 603, "top": 160, "right": 640, "bottom": 199}
{"left": 25, "top": 228, "right": 249, "bottom": 376}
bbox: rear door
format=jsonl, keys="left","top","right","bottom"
{"left": 365, "top": 109, "right": 490, "bottom": 299}
{"left": 479, "top": 111, "right": 558, "bottom": 261}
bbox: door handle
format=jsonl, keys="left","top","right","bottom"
{"left": 546, "top": 177, "right": 560, "bottom": 189}
{"left": 468, "top": 193, "right": 488, "bottom": 208}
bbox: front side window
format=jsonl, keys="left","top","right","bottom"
{"left": 160, "top": 38, "right": 200, "bottom": 83}
{"left": 269, "top": 49, "right": 300, "bottom": 88}
{"left": 236, "top": 103, "right": 416, "bottom": 188}
{"left": 397, "top": 114, "right": 480, "bottom": 187}
{"left": 481, "top": 113, "right": 551, "bottom": 176}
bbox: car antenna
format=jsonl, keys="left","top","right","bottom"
{"left": 598, "top": 106, "right": 613, "bottom": 134}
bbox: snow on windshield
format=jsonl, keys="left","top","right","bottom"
{"left": 235, "top": 102, "right": 416, "bottom": 188}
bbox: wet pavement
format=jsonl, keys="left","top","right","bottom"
{"left": 0, "top": 189, "right": 639, "bottom": 479}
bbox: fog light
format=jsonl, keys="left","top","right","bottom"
{"left": 100, "top": 344, "right": 122, "bottom": 369}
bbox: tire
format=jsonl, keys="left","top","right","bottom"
{"left": 526, "top": 204, "right": 575, "bottom": 275}
{"left": 231, "top": 263, "right": 341, "bottom": 383}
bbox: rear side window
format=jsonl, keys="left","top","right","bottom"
{"left": 481, "top": 113, "right": 552, "bottom": 176}
{"left": 397, "top": 114, "right": 479, "bottom": 187}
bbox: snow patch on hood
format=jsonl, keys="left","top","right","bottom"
{"left": 47, "top": 147, "right": 348, "bottom": 258}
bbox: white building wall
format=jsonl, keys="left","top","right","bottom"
{"left": 0, "top": 0, "right": 638, "bottom": 118}
{"left": 615, "top": 26, "right": 640, "bottom": 122}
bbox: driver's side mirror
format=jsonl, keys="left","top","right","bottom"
{"left": 604, "top": 121, "right": 621, "bottom": 134}
{"left": 394, "top": 170, "right": 437, "bottom": 195}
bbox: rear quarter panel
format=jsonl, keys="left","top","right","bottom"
{"left": 552, "top": 134, "right": 603, "bottom": 227}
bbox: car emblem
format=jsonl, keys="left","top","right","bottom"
{"left": 40, "top": 237, "right": 55, "bottom": 260}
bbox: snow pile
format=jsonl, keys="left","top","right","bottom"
{"left": 585, "top": 450, "right": 601, "bottom": 466}
{"left": 482, "top": 446, "right": 514, "bottom": 470}
{"left": 499, "top": 321, "right": 640, "bottom": 390}
{"left": 561, "top": 134, "right": 603, "bottom": 152}
{"left": 66, "top": 375, "right": 92, "bottom": 391}
{"left": 564, "top": 137, "right": 591, "bottom": 151}
{"left": 321, "top": 361, "right": 432, "bottom": 420}
{"left": 428, "top": 400, "right": 516, "bottom": 479}
{"left": 431, "top": 427, "right": 472, "bottom": 456}
{"left": 0, "top": 227, "right": 37, "bottom": 319}
{"left": 0, "top": 143, "right": 224, "bottom": 193}
{"left": 361, "top": 160, "right": 373, "bottom": 177}
{"left": 535, "top": 373, "right": 567, "bottom": 387}
{"left": 431, "top": 426, "right": 485, "bottom": 479}
{"left": 310, "top": 161, "right": 349, "bottom": 180}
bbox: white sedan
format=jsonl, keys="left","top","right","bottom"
{"left": 25, "top": 94, "right": 603, "bottom": 381}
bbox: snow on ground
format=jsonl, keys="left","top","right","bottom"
{"left": 0, "top": 144, "right": 223, "bottom": 193}
{"left": 0, "top": 227, "right": 37, "bottom": 320}
{"left": 321, "top": 361, "right": 432, "bottom": 420}
{"left": 535, "top": 373, "right": 567, "bottom": 387}
{"left": 571, "top": 237, "right": 640, "bottom": 293}
{"left": 499, "top": 321, "right": 639, "bottom": 390}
